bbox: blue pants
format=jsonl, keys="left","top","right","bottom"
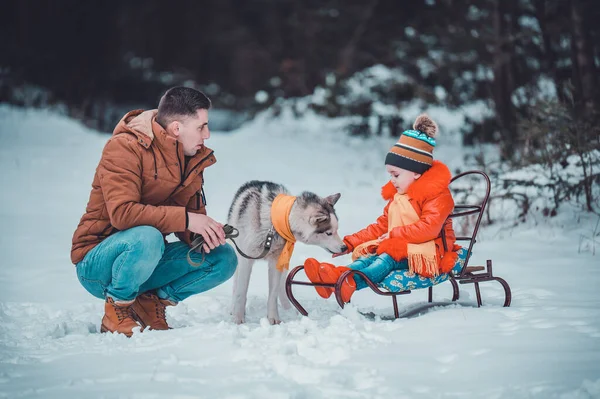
{"left": 348, "top": 254, "right": 408, "bottom": 290}
{"left": 76, "top": 225, "right": 238, "bottom": 303}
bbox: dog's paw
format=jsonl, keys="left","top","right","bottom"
{"left": 233, "top": 313, "right": 245, "bottom": 324}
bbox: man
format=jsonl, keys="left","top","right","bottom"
{"left": 71, "top": 87, "right": 237, "bottom": 336}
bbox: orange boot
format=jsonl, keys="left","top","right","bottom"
{"left": 325, "top": 266, "right": 357, "bottom": 303}
{"left": 311, "top": 262, "right": 357, "bottom": 303}
{"left": 304, "top": 258, "right": 334, "bottom": 298}
{"left": 305, "top": 259, "right": 357, "bottom": 302}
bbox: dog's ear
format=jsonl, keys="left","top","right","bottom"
{"left": 324, "top": 193, "right": 341, "bottom": 206}
{"left": 309, "top": 214, "right": 329, "bottom": 226}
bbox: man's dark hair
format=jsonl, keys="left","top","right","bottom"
{"left": 156, "top": 86, "right": 211, "bottom": 127}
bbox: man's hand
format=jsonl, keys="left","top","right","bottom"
{"left": 187, "top": 213, "right": 226, "bottom": 253}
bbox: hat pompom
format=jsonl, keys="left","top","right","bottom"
{"left": 413, "top": 114, "right": 438, "bottom": 138}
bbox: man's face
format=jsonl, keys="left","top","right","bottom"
{"left": 386, "top": 165, "right": 420, "bottom": 194}
{"left": 174, "top": 109, "right": 210, "bottom": 156}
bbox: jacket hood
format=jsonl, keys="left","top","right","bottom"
{"left": 381, "top": 160, "right": 452, "bottom": 201}
{"left": 113, "top": 109, "right": 157, "bottom": 141}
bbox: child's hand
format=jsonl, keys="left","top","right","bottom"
{"left": 332, "top": 239, "right": 353, "bottom": 258}
{"left": 376, "top": 237, "right": 408, "bottom": 261}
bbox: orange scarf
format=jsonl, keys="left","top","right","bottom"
{"left": 270, "top": 194, "right": 297, "bottom": 272}
{"left": 352, "top": 193, "right": 438, "bottom": 276}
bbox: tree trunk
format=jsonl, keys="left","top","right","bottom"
{"left": 336, "top": 0, "right": 379, "bottom": 77}
{"left": 570, "top": 0, "right": 599, "bottom": 115}
{"left": 492, "top": 0, "right": 517, "bottom": 159}
{"left": 534, "top": 0, "right": 566, "bottom": 103}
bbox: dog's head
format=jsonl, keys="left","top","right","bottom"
{"left": 292, "top": 192, "right": 347, "bottom": 254}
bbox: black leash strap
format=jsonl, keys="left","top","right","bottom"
{"left": 187, "top": 224, "right": 275, "bottom": 267}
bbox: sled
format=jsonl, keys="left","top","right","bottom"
{"left": 285, "top": 170, "right": 512, "bottom": 319}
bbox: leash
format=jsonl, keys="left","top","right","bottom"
{"left": 187, "top": 224, "right": 275, "bottom": 267}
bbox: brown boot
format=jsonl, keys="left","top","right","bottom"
{"left": 131, "top": 292, "right": 175, "bottom": 331}
{"left": 101, "top": 297, "right": 141, "bottom": 337}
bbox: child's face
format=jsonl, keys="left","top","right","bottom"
{"left": 386, "top": 165, "right": 421, "bottom": 194}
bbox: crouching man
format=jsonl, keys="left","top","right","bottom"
{"left": 71, "top": 87, "right": 237, "bottom": 336}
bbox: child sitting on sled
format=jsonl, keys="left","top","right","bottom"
{"left": 304, "top": 114, "right": 460, "bottom": 302}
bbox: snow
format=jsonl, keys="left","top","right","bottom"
{"left": 1, "top": 104, "right": 599, "bottom": 398}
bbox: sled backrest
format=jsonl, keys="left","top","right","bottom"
{"left": 444, "top": 170, "right": 491, "bottom": 277}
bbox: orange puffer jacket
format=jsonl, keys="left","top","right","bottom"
{"left": 344, "top": 161, "right": 458, "bottom": 275}
{"left": 71, "top": 109, "right": 216, "bottom": 264}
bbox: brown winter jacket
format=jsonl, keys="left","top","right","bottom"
{"left": 71, "top": 109, "right": 216, "bottom": 264}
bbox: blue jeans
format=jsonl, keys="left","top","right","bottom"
{"left": 348, "top": 254, "right": 408, "bottom": 290}
{"left": 76, "top": 225, "right": 238, "bottom": 303}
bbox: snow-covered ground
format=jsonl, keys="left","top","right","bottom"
{"left": 0, "top": 104, "right": 599, "bottom": 398}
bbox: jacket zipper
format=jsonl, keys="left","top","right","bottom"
{"left": 201, "top": 185, "right": 207, "bottom": 206}
{"left": 163, "top": 142, "right": 186, "bottom": 200}
{"left": 165, "top": 150, "right": 214, "bottom": 201}
{"left": 176, "top": 142, "right": 184, "bottom": 186}
{"left": 185, "top": 151, "right": 214, "bottom": 181}
{"left": 189, "top": 156, "right": 213, "bottom": 208}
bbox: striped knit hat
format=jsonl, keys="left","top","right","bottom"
{"left": 385, "top": 114, "right": 438, "bottom": 174}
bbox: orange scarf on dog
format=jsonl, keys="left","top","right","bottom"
{"left": 270, "top": 194, "right": 297, "bottom": 272}
{"left": 352, "top": 193, "right": 438, "bottom": 276}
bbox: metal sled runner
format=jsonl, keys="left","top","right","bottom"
{"left": 285, "top": 170, "right": 512, "bottom": 319}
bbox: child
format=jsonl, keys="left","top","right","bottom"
{"left": 304, "top": 114, "right": 459, "bottom": 302}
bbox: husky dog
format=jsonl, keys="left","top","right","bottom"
{"left": 228, "top": 181, "right": 347, "bottom": 324}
